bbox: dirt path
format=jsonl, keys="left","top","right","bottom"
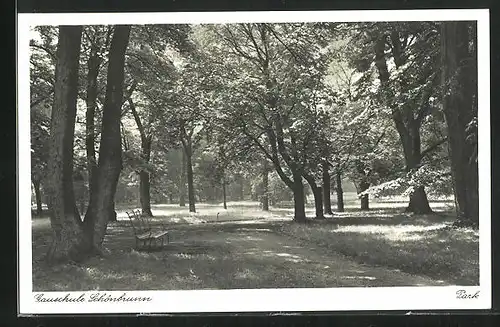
{"left": 32, "top": 219, "right": 449, "bottom": 290}
{"left": 168, "top": 222, "right": 448, "bottom": 288}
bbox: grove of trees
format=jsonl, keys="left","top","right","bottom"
{"left": 29, "top": 21, "right": 480, "bottom": 262}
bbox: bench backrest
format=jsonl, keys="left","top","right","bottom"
{"left": 126, "top": 209, "right": 152, "bottom": 236}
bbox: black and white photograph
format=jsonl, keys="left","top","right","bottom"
{"left": 17, "top": 10, "right": 491, "bottom": 314}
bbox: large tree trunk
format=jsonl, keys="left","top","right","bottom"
{"left": 83, "top": 25, "right": 131, "bottom": 251}
{"left": 33, "top": 179, "right": 43, "bottom": 216}
{"left": 261, "top": 161, "right": 269, "bottom": 211}
{"left": 335, "top": 171, "right": 345, "bottom": 212}
{"left": 406, "top": 186, "right": 432, "bottom": 214}
{"left": 109, "top": 201, "right": 117, "bottom": 222}
{"left": 322, "top": 161, "right": 333, "bottom": 215}
{"left": 292, "top": 172, "right": 307, "bottom": 222}
{"left": 45, "top": 26, "right": 84, "bottom": 263}
{"left": 400, "top": 124, "right": 433, "bottom": 214}
{"left": 359, "top": 180, "right": 370, "bottom": 211}
{"left": 179, "top": 149, "right": 186, "bottom": 207}
{"left": 304, "top": 174, "right": 324, "bottom": 219}
{"left": 184, "top": 144, "right": 196, "bottom": 213}
{"left": 441, "top": 21, "right": 479, "bottom": 227}
{"left": 85, "top": 40, "right": 100, "bottom": 213}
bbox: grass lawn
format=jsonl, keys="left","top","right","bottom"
{"left": 31, "top": 196, "right": 479, "bottom": 291}
{"left": 277, "top": 209, "right": 479, "bottom": 285}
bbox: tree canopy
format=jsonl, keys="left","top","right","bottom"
{"left": 30, "top": 20, "right": 480, "bottom": 262}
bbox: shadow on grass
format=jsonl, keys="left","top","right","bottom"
{"left": 32, "top": 201, "right": 477, "bottom": 290}
{"left": 307, "top": 209, "right": 456, "bottom": 227}
{"left": 31, "top": 225, "right": 348, "bottom": 291}
{"left": 278, "top": 216, "right": 479, "bottom": 286}
{"left": 34, "top": 227, "right": 436, "bottom": 291}
{"left": 376, "top": 198, "right": 453, "bottom": 204}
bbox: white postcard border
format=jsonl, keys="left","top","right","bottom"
{"left": 17, "top": 9, "right": 491, "bottom": 314}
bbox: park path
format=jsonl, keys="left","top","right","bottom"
{"left": 175, "top": 222, "right": 449, "bottom": 288}
{"left": 31, "top": 217, "right": 450, "bottom": 289}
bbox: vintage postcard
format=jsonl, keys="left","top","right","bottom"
{"left": 18, "top": 9, "right": 491, "bottom": 314}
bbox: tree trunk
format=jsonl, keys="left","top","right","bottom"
{"left": 222, "top": 176, "right": 227, "bottom": 210}
{"left": 304, "top": 174, "right": 324, "bottom": 219}
{"left": 311, "top": 185, "right": 324, "bottom": 219}
{"left": 139, "top": 170, "right": 153, "bottom": 216}
{"left": 441, "top": 21, "right": 479, "bottom": 227}
{"left": 85, "top": 41, "right": 100, "bottom": 214}
{"left": 402, "top": 125, "right": 433, "bottom": 214}
{"left": 262, "top": 161, "right": 269, "bottom": 211}
{"left": 33, "top": 179, "right": 43, "bottom": 216}
{"left": 292, "top": 172, "right": 307, "bottom": 222}
{"left": 322, "top": 161, "right": 333, "bottom": 215}
{"left": 129, "top": 97, "right": 154, "bottom": 217}
{"left": 45, "top": 26, "right": 84, "bottom": 263}
{"left": 109, "top": 202, "right": 117, "bottom": 222}
{"left": 335, "top": 171, "right": 344, "bottom": 212}
{"left": 405, "top": 186, "right": 432, "bottom": 214}
{"left": 374, "top": 33, "right": 432, "bottom": 215}
{"left": 184, "top": 145, "right": 196, "bottom": 213}
{"left": 359, "top": 180, "right": 370, "bottom": 211}
{"left": 83, "top": 26, "right": 131, "bottom": 251}
{"left": 238, "top": 174, "right": 244, "bottom": 201}
{"left": 179, "top": 149, "right": 186, "bottom": 207}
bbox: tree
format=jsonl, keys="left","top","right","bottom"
{"left": 345, "top": 22, "right": 447, "bottom": 214}
{"left": 30, "top": 27, "right": 58, "bottom": 216}
{"left": 81, "top": 26, "right": 114, "bottom": 215}
{"left": 179, "top": 149, "right": 187, "bottom": 206}
{"left": 301, "top": 110, "right": 333, "bottom": 220}
{"left": 31, "top": 109, "right": 51, "bottom": 216}
{"left": 30, "top": 26, "right": 57, "bottom": 109}
{"left": 123, "top": 24, "right": 191, "bottom": 215}
{"left": 127, "top": 96, "right": 155, "bottom": 216}
{"left": 261, "top": 159, "right": 271, "bottom": 211}
{"left": 206, "top": 121, "right": 256, "bottom": 209}
{"left": 441, "top": 21, "right": 479, "bottom": 227}
{"left": 45, "top": 25, "right": 84, "bottom": 262}
{"left": 131, "top": 35, "right": 210, "bottom": 214}
{"left": 83, "top": 25, "right": 131, "bottom": 252}
{"left": 321, "top": 160, "right": 333, "bottom": 214}
{"left": 206, "top": 23, "right": 331, "bottom": 222}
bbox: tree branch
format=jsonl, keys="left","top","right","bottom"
{"left": 128, "top": 97, "right": 147, "bottom": 143}
{"left": 29, "top": 43, "right": 57, "bottom": 62}
{"left": 421, "top": 137, "right": 448, "bottom": 159}
{"left": 263, "top": 24, "right": 303, "bottom": 64}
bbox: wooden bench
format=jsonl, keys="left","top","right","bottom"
{"left": 126, "top": 209, "right": 169, "bottom": 251}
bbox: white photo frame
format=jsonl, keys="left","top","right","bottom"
{"left": 18, "top": 9, "right": 491, "bottom": 315}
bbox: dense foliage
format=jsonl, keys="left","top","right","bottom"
{"left": 29, "top": 20, "right": 479, "bottom": 261}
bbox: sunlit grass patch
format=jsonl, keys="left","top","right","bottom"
{"left": 114, "top": 202, "right": 292, "bottom": 225}
{"left": 32, "top": 199, "right": 475, "bottom": 290}
{"left": 234, "top": 268, "right": 258, "bottom": 280}
{"left": 278, "top": 214, "right": 479, "bottom": 285}
{"left": 332, "top": 223, "right": 450, "bottom": 242}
